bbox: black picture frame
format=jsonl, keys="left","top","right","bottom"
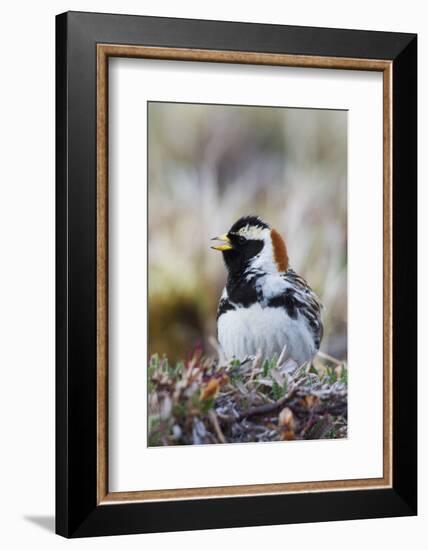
{"left": 56, "top": 11, "right": 417, "bottom": 538}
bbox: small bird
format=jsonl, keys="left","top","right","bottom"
{"left": 212, "top": 215, "right": 323, "bottom": 366}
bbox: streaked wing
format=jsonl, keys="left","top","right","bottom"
{"left": 281, "top": 269, "right": 324, "bottom": 349}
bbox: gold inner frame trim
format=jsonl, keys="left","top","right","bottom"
{"left": 96, "top": 44, "right": 393, "bottom": 505}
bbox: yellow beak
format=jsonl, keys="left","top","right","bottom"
{"left": 211, "top": 233, "right": 233, "bottom": 251}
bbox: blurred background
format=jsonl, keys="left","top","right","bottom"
{"left": 148, "top": 102, "right": 347, "bottom": 363}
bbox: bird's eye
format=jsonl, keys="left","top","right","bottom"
{"left": 238, "top": 235, "right": 246, "bottom": 245}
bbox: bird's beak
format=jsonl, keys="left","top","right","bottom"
{"left": 211, "top": 233, "right": 233, "bottom": 251}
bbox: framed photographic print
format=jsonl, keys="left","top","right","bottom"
{"left": 56, "top": 11, "right": 417, "bottom": 538}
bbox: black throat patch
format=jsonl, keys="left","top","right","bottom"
{"left": 222, "top": 239, "right": 264, "bottom": 279}
{"left": 226, "top": 272, "right": 261, "bottom": 308}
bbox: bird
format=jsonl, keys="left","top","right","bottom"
{"left": 211, "top": 215, "right": 323, "bottom": 366}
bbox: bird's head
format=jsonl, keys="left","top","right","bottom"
{"left": 211, "top": 215, "right": 289, "bottom": 276}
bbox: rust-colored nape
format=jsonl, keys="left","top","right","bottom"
{"left": 271, "top": 228, "right": 289, "bottom": 272}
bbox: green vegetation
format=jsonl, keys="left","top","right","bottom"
{"left": 148, "top": 348, "right": 347, "bottom": 446}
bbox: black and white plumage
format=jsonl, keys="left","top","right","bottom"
{"left": 212, "top": 216, "right": 323, "bottom": 365}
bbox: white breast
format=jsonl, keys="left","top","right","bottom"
{"left": 218, "top": 303, "right": 316, "bottom": 366}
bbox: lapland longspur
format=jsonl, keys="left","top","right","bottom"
{"left": 212, "top": 216, "right": 323, "bottom": 366}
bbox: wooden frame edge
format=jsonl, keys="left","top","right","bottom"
{"left": 98, "top": 44, "right": 391, "bottom": 71}
{"left": 97, "top": 45, "right": 109, "bottom": 503}
{"left": 383, "top": 62, "right": 393, "bottom": 488}
{"left": 96, "top": 44, "right": 393, "bottom": 504}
